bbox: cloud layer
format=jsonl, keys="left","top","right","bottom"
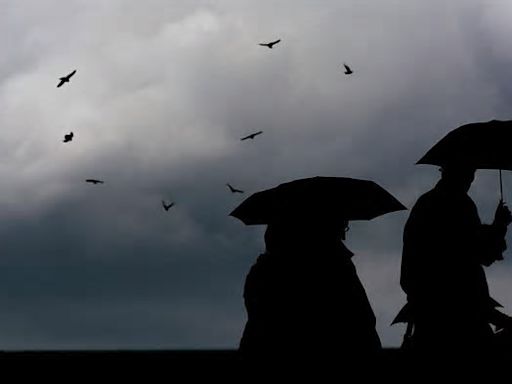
{"left": 1, "top": 0, "right": 512, "bottom": 348}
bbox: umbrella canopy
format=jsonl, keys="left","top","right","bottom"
{"left": 230, "top": 176, "right": 406, "bottom": 225}
{"left": 417, "top": 120, "right": 512, "bottom": 170}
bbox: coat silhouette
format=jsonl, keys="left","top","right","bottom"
{"left": 399, "top": 166, "right": 512, "bottom": 352}
{"left": 239, "top": 219, "right": 381, "bottom": 359}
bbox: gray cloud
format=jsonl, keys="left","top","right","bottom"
{"left": 1, "top": 0, "right": 512, "bottom": 348}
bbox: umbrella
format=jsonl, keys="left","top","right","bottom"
{"left": 230, "top": 176, "right": 406, "bottom": 225}
{"left": 417, "top": 119, "right": 512, "bottom": 199}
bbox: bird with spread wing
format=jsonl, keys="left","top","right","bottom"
{"left": 259, "top": 39, "right": 281, "bottom": 49}
{"left": 63, "top": 132, "right": 74, "bottom": 143}
{"left": 57, "top": 70, "right": 77, "bottom": 88}
{"left": 241, "top": 131, "right": 263, "bottom": 141}
{"left": 85, "top": 179, "right": 104, "bottom": 185}
{"left": 162, "top": 200, "right": 175, "bottom": 211}
{"left": 343, "top": 63, "right": 353, "bottom": 75}
{"left": 227, "top": 183, "right": 244, "bottom": 194}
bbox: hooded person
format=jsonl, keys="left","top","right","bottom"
{"left": 239, "top": 214, "right": 381, "bottom": 359}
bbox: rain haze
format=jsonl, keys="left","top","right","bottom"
{"left": 1, "top": 0, "right": 512, "bottom": 349}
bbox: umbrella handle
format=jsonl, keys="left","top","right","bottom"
{"left": 500, "top": 169, "right": 504, "bottom": 202}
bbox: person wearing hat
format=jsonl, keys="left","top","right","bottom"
{"left": 398, "top": 164, "right": 512, "bottom": 353}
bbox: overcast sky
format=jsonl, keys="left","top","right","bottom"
{"left": 1, "top": 0, "right": 512, "bottom": 349}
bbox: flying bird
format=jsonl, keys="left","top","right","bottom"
{"left": 162, "top": 200, "right": 175, "bottom": 211}
{"left": 57, "top": 69, "right": 77, "bottom": 88}
{"left": 63, "top": 132, "right": 74, "bottom": 143}
{"left": 240, "top": 131, "right": 263, "bottom": 141}
{"left": 343, "top": 63, "right": 353, "bottom": 75}
{"left": 227, "top": 183, "right": 244, "bottom": 194}
{"left": 259, "top": 39, "right": 281, "bottom": 49}
{"left": 85, "top": 179, "right": 104, "bottom": 185}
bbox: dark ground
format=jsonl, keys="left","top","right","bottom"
{"left": 0, "top": 348, "right": 509, "bottom": 377}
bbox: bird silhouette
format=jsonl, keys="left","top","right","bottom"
{"left": 85, "top": 179, "right": 104, "bottom": 185}
{"left": 57, "top": 70, "right": 77, "bottom": 88}
{"left": 227, "top": 183, "right": 244, "bottom": 194}
{"left": 343, "top": 63, "right": 353, "bottom": 75}
{"left": 162, "top": 200, "right": 175, "bottom": 211}
{"left": 241, "top": 131, "right": 263, "bottom": 141}
{"left": 63, "top": 132, "right": 74, "bottom": 143}
{"left": 259, "top": 39, "right": 281, "bottom": 49}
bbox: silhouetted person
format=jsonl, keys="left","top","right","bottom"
{"left": 239, "top": 216, "right": 381, "bottom": 360}
{"left": 57, "top": 70, "right": 76, "bottom": 88}
{"left": 259, "top": 39, "right": 281, "bottom": 49}
{"left": 399, "top": 164, "right": 512, "bottom": 354}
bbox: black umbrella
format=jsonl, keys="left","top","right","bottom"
{"left": 417, "top": 119, "right": 512, "bottom": 199}
{"left": 230, "top": 176, "right": 406, "bottom": 225}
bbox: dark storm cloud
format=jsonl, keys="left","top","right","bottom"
{"left": 1, "top": 0, "right": 512, "bottom": 348}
